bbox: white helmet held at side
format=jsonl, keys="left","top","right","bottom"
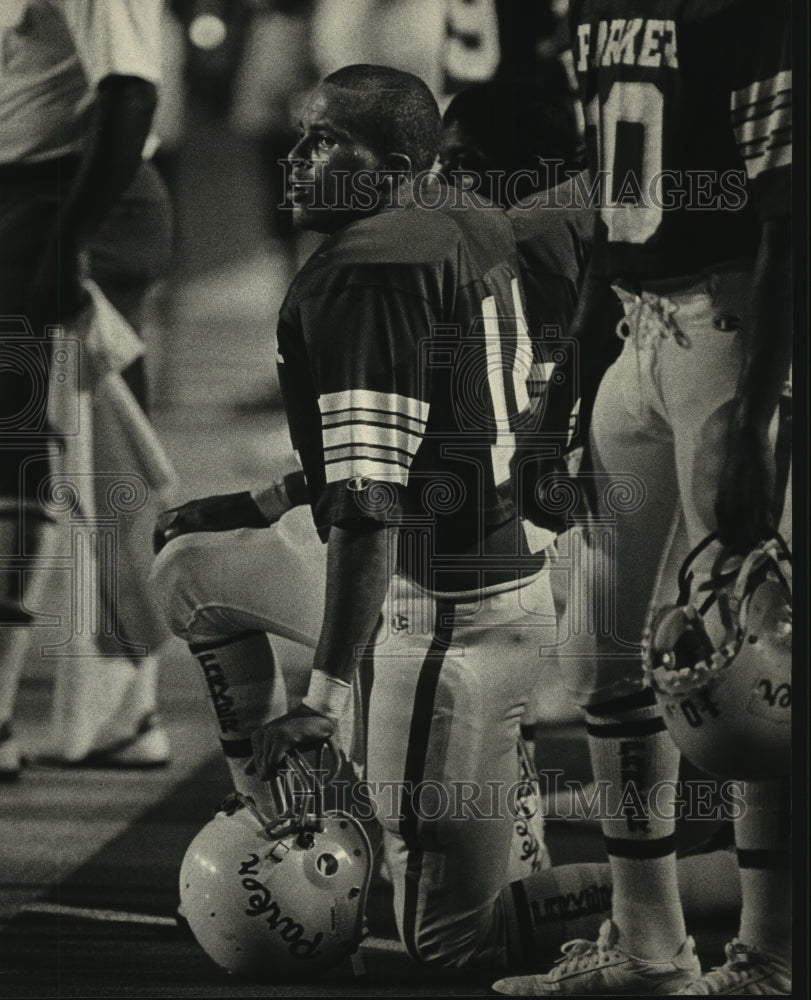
{"left": 179, "top": 743, "right": 372, "bottom": 981}
{"left": 644, "top": 533, "right": 791, "bottom": 781}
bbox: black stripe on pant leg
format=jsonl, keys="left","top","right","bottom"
{"left": 358, "top": 615, "right": 381, "bottom": 777}
{"left": 587, "top": 688, "right": 657, "bottom": 715}
{"left": 220, "top": 738, "right": 254, "bottom": 759}
{"left": 507, "top": 880, "right": 536, "bottom": 968}
{"left": 188, "top": 631, "right": 265, "bottom": 655}
{"left": 737, "top": 848, "right": 791, "bottom": 870}
{"left": 585, "top": 717, "right": 667, "bottom": 739}
{"left": 400, "top": 598, "right": 454, "bottom": 962}
{"left": 604, "top": 834, "right": 677, "bottom": 859}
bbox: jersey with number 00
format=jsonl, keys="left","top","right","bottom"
{"left": 276, "top": 203, "right": 542, "bottom": 595}
{"left": 569, "top": 0, "right": 791, "bottom": 281}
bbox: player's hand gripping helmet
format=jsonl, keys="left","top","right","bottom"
{"left": 179, "top": 742, "right": 372, "bottom": 980}
{"left": 644, "top": 533, "right": 791, "bottom": 781}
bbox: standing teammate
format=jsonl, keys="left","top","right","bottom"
{"left": 0, "top": 0, "right": 172, "bottom": 776}
{"left": 494, "top": 0, "right": 792, "bottom": 994}
{"left": 438, "top": 75, "right": 624, "bottom": 505}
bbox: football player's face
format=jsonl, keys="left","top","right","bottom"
{"left": 436, "top": 118, "right": 499, "bottom": 203}
{"left": 287, "top": 87, "right": 386, "bottom": 233}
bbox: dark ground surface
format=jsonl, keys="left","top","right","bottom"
{"left": 0, "top": 727, "right": 735, "bottom": 999}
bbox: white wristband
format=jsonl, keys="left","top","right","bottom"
{"left": 303, "top": 670, "right": 351, "bottom": 720}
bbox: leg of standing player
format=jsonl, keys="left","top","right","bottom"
{"left": 665, "top": 275, "right": 792, "bottom": 993}
{"left": 0, "top": 165, "right": 64, "bottom": 779}
{"left": 493, "top": 295, "right": 706, "bottom": 994}
{"left": 568, "top": 275, "right": 765, "bottom": 966}
{"left": 44, "top": 161, "right": 174, "bottom": 765}
{"left": 495, "top": 275, "right": 790, "bottom": 993}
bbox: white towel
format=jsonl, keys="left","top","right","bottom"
{"left": 23, "top": 284, "right": 177, "bottom": 758}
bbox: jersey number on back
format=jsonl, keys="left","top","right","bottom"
{"left": 585, "top": 83, "right": 664, "bottom": 244}
{"left": 482, "top": 278, "right": 533, "bottom": 487}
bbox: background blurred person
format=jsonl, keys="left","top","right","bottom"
{"left": 0, "top": 0, "right": 174, "bottom": 778}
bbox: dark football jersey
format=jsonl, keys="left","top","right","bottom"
{"left": 509, "top": 173, "right": 594, "bottom": 345}
{"left": 276, "top": 203, "right": 544, "bottom": 594}
{"left": 504, "top": 174, "right": 597, "bottom": 524}
{"left": 568, "top": 0, "right": 791, "bottom": 281}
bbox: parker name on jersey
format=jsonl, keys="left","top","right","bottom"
{"left": 568, "top": 0, "right": 790, "bottom": 281}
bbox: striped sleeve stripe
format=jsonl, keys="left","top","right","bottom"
{"left": 730, "top": 87, "right": 792, "bottom": 126}
{"left": 731, "top": 77, "right": 791, "bottom": 181}
{"left": 322, "top": 407, "right": 426, "bottom": 433}
{"left": 323, "top": 421, "right": 423, "bottom": 454}
{"left": 324, "top": 457, "right": 409, "bottom": 484}
{"left": 322, "top": 420, "right": 423, "bottom": 461}
{"left": 731, "top": 93, "right": 791, "bottom": 130}
{"left": 734, "top": 103, "right": 791, "bottom": 148}
{"left": 322, "top": 412, "right": 423, "bottom": 430}
{"left": 319, "top": 390, "right": 427, "bottom": 485}
{"left": 745, "top": 140, "right": 791, "bottom": 180}
{"left": 731, "top": 70, "right": 792, "bottom": 115}
{"left": 738, "top": 128, "right": 792, "bottom": 155}
{"left": 324, "top": 442, "right": 414, "bottom": 463}
{"left": 741, "top": 136, "right": 792, "bottom": 161}
{"left": 319, "top": 389, "right": 429, "bottom": 427}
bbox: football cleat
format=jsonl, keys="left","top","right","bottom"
{"left": 644, "top": 533, "right": 791, "bottom": 781}
{"left": 676, "top": 940, "right": 791, "bottom": 994}
{"left": 179, "top": 740, "right": 372, "bottom": 981}
{"left": 492, "top": 919, "right": 701, "bottom": 995}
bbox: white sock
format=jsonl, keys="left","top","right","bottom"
{"left": 500, "top": 849, "right": 741, "bottom": 969}
{"left": 735, "top": 778, "right": 791, "bottom": 963}
{"left": 190, "top": 631, "right": 287, "bottom": 810}
{"left": 586, "top": 689, "right": 686, "bottom": 960}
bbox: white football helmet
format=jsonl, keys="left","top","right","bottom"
{"left": 644, "top": 533, "right": 791, "bottom": 781}
{"left": 179, "top": 743, "right": 372, "bottom": 981}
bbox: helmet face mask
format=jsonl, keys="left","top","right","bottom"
{"left": 644, "top": 534, "right": 791, "bottom": 781}
{"left": 179, "top": 744, "right": 373, "bottom": 981}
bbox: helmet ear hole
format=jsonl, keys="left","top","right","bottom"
{"left": 179, "top": 804, "right": 373, "bottom": 981}
{"left": 316, "top": 853, "right": 339, "bottom": 876}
